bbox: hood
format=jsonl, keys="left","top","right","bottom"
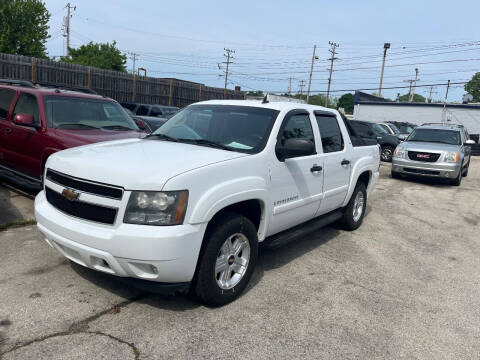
{"left": 53, "top": 128, "right": 145, "bottom": 147}
{"left": 47, "top": 138, "right": 248, "bottom": 190}
{"left": 400, "top": 141, "right": 461, "bottom": 152}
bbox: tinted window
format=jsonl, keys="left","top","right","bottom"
{"left": 136, "top": 105, "right": 149, "bottom": 116}
{"left": 280, "top": 113, "right": 314, "bottom": 145}
{"left": 372, "top": 123, "right": 389, "bottom": 135}
{"left": 350, "top": 122, "right": 375, "bottom": 138}
{"left": 150, "top": 106, "right": 163, "bottom": 117}
{"left": 407, "top": 129, "right": 461, "bottom": 145}
{"left": 13, "top": 93, "right": 40, "bottom": 125}
{"left": 0, "top": 89, "right": 15, "bottom": 119}
{"left": 315, "top": 114, "right": 343, "bottom": 153}
{"left": 154, "top": 105, "right": 279, "bottom": 154}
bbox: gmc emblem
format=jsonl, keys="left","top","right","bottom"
{"left": 417, "top": 154, "right": 430, "bottom": 159}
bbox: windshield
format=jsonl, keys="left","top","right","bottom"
{"left": 406, "top": 129, "right": 461, "bottom": 145}
{"left": 372, "top": 123, "right": 389, "bottom": 135}
{"left": 387, "top": 123, "right": 401, "bottom": 134}
{"left": 44, "top": 96, "right": 139, "bottom": 131}
{"left": 151, "top": 105, "right": 279, "bottom": 153}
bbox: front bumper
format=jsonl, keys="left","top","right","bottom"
{"left": 391, "top": 157, "right": 461, "bottom": 178}
{"left": 35, "top": 190, "right": 207, "bottom": 283}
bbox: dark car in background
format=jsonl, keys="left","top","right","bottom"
{"left": 121, "top": 102, "right": 179, "bottom": 131}
{"left": 386, "top": 121, "right": 416, "bottom": 135}
{"left": 0, "top": 79, "right": 147, "bottom": 190}
{"left": 349, "top": 120, "right": 401, "bottom": 161}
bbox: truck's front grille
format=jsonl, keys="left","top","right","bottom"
{"left": 407, "top": 151, "right": 440, "bottom": 162}
{"left": 45, "top": 187, "right": 118, "bottom": 225}
{"left": 46, "top": 169, "right": 123, "bottom": 200}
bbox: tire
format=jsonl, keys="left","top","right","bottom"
{"left": 380, "top": 145, "right": 395, "bottom": 162}
{"left": 391, "top": 170, "right": 401, "bottom": 179}
{"left": 341, "top": 182, "right": 367, "bottom": 231}
{"left": 193, "top": 212, "right": 258, "bottom": 306}
{"left": 451, "top": 168, "right": 462, "bottom": 186}
{"left": 462, "top": 160, "right": 470, "bottom": 177}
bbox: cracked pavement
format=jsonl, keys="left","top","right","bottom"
{"left": 1, "top": 159, "right": 480, "bottom": 359}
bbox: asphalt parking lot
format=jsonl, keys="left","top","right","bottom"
{"left": 0, "top": 159, "right": 479, "bottom": 360}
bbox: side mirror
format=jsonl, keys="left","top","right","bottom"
{"left": 276, "top": 138, "right": 315, "bottom": 161}
{"left": 14, "top": 113, "right": 37, "bottom": 128}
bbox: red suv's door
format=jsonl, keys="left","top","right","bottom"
{"left": 4, "top": 92, "right": 45, "bottom": 179}
{"left": 0, "top": 88, "right": 17, "bottom": 168}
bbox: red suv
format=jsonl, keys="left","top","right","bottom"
{"left": 0, "top": 79, "right": 147, "bottom": 190}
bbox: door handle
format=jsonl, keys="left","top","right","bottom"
{"left": 310, "top": 165, "right": 322, "bottom": 173}
{"left": 3, "top": 128, "right": 11, "bottom": 134}
{"left": 341, "top": 159, "right": 350, "bottom": 166}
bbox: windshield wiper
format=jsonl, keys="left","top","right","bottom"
{"left": 101, "top": 125, "right": 133, "bottom": 131}
{"left": 176, "top": 138, "right": 233, "bottom": 151}
{"left": 145, "top": 133, "right": 178, "bottom": 142}
{"left": 56, "top": 123, "right": 99, "bottom": 129}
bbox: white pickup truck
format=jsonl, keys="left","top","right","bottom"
{"left": 35, "top": 99, "right": 380, "bottom": 306}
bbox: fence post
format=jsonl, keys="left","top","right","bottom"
{"left": 199, "top": 84, "right": 202, "bottom": 101}
{"left": 168, "top": 79, "right": 173, "bottom": 106}
{"left": 132, "top": 73, "right": 137, "bottom": 102}
{"left": 87, "top": 67, "right": 92, "bottom": 89}
{"left": 31, "top": 58, "right": 37, "bottom": 83}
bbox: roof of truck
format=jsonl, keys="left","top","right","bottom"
{"left": 195, "top": 99, "right": 337, "bottom": 113}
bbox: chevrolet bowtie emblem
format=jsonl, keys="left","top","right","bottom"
{"left": 62, "top": 188, "right": 80, "bottom": 201}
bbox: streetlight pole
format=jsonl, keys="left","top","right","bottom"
{"left": 378, "top": 42, "right": 390, "bottom": 97}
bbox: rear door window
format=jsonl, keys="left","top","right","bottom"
{"left": 0, "top": 89, "right": 15, "bottom": 119}
{"left": 150, "top": 106, "right": 163, "bottom": 117}
{"left": 13, "top": 93, "right": 40, "bottom": 125}
{"left": 315, "top": 114, "right": 344, "bottom": 153}
{"left": 136, "top": 105, "right": 149, "bottom": 116}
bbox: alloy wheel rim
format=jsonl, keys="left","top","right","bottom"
{"left": 353, "top": 191, "right": 365, "bottom": 222}
{"left": 381, "top": 148, "right": 392, "bottom": 161}
{"left": 215, "top": 233, "right": 250, "bottom": 290}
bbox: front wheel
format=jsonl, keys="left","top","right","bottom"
{"left": 381, "top": 145, "right": 395, "bottom": 162}
{"left": 193, "top": 212, "right": 258, "bottom": 306}
{"left": 341, "top": 182, "right": 367, "bottom": 231}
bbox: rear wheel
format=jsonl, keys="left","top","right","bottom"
{"left": 341, "top": 182, "right": 367, "bottom": 231}
{"left": 193, "top": 212, "right": 258, "bottom": 306}
{"left": 381, "top": 145, "right": 395, "bottom": 162}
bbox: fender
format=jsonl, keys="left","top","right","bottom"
{"left": 342, "top": 155, "right": 376, "bottom": 207}
{"left": 189, "top": 176, "right": 270, "bottom": 240}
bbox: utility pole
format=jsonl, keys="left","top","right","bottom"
{"left": 325, "top": 41, "right": 339, "bottom": 107}
{"left": 63, "top": 3, "right": 76, "bottom": 57}
{"left": 219, "top": 48, "right": 235, "bottom": 99}
{"left": 298, "top": 80, "right": 305, "bottom": 96}
{"left": 426, "top": 86, "right": 437, "bottom": 103}
{"left": 442, "top": 80, "right": 451, "bottom": 124}
{"left": 378, "top": 42, "right": 390, "bottom": 97}
{"left": 287, "top": 77, "right": 292, "bottom": 96}
{"left": 408, "top": 68, "right": 419, "bottom": 102}
{"left": 129, "top": 52, "right": 139, "bottom": 74}
{"left": 306, "top": 45, "right": 318, "bottom": 103}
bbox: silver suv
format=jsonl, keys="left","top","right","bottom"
{"left": 391, "top": 123, "right": 475, "bottom": 186}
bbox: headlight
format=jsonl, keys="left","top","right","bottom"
{"left": 444, "top": 152, "right": 459, "bottom": 163}
{"left": 124, "top": 190, "right": 188, "bottom": 226}
{"left": 393, "top": 147, "right": 406, "bottom": 159}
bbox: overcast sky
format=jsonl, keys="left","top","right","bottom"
{"left": 44, "top": 0, "right": 480, "bottom": 102}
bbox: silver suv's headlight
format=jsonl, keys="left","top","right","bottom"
{"left": 444, "top": 152, "right": 459, "bottom": 163}
{"left": 393, "top": 147, "right": 406, "bottom": 159}
{"left": 124, "top": 191, "right": 188, "bottom": 226}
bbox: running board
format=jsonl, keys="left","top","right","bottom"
{"left": 0, "top": 166, "right": 42, "bottom": 192}
{"left": 261, "top": 210, "right": 343, "bottom": 249}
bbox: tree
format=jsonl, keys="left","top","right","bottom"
{"left": 0, "top": 0, "right": 50, "bottom": 58}
{"left": 337, "top": 93, "right": 354, "bottom": 114}
{"left": 398, "top": 93, "right": 426, "bottom": 103}
{"left": 464, "top": 72, "right": 480, "bottom": 102}
{"left": 61, "top": 41, "right": 127, "bottom": 72}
